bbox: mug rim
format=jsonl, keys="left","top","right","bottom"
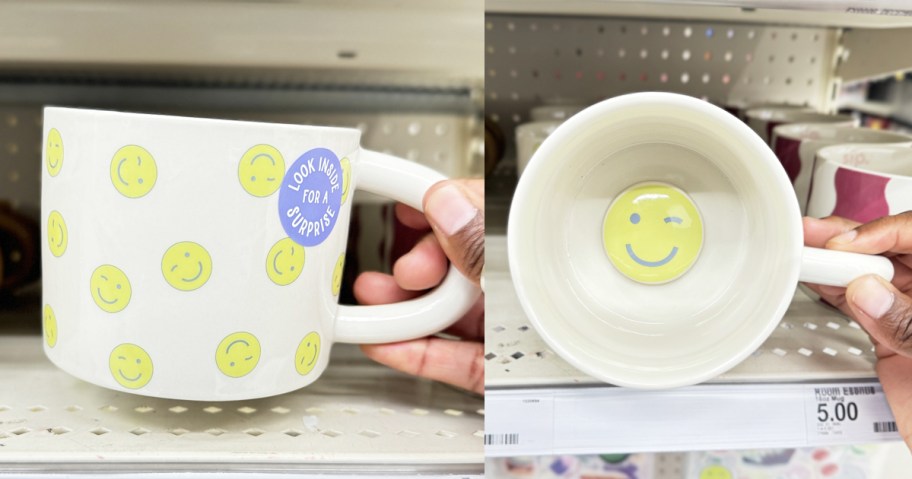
{"left": 744, "top": 108, "right": 852, "bottom": 123}
{"left": 725, "top": 100, "right": 806, "bottom": 109}
{"left": 509, "top": 91, "right": 802, "bottom": 388}
{"left": 774, "top": 123, "right": 912, "bottom": 143}
{"left": 44, "top": 106, "right": 363, "bottom": 139}
{"left": 515, "top": 120, "right": 562, "bottom": 134}
{"left": 817, "top": 143, "right": 912, "bottom": 180}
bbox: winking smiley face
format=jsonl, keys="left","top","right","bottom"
{"left": 602, "top": 183, "right": 704, "bottom": 284}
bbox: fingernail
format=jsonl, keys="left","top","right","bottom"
{"left": 426, "top": 185, "right": 477, "bottom": 236}
{"left": 830, "top": 229, "right": 857, "bottom": 245}
{"left": 851, "top": 275, "right": 894, "bottom": 320}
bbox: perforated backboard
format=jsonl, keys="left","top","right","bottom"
{"left": 485, "top": 15, "right": 837, "bottom": 140}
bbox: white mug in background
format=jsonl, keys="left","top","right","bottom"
{"left": 721, "top": 101, "right": 808, "bottom": 122}
{"left": 41, "top": 107, "right": 480, "bottom": 401}
{"left": 745, "top": 108, "right": 855, "bottom": 144}
{"left": 515, "top": 121, "right": 561, "bottom": 175}
{"left": 530, "top": 105, "right": 584, "bottom": 122}
{"left": 807, "top": 144, "right": 912, "bottom": 224}
{"left": 770, "top": 124, "right": 912, "bottom": 214}
{"left": 509, "top": 92, "right": 893, "bottom": 389}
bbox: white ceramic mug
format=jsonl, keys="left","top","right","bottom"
{"left": 745, "top": 108, "right": 855, "bottom": 144}
{"left": 530, "top": 105, "right": 584, "bottom": 122}
{"left": 508, "top": 92, "right": 893, "bottom": 389}
{"left": 41, "top": 107, "right": 480, "bottom": 401}
{"left": 721, "top": 101, "right": 808, "bottom": 122}
{"left": 807, "top": 144, "right": 912, "bottom": 223}
{"left": 770, "top": 124, "right": 912, "bottom": 214}
{"left": 515, "top": 121, "right": 560, "bottom": 175}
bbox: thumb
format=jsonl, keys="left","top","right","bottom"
{"left": 846, "top": 274, "right": 912, "bottom": 358}
{"left": 423, "top": 179, "right": 484, "bottom": 286}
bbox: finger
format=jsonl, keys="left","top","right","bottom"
{"left": 392, "top": 234, "right": 447, "bottom": 291}
{"left": 845, "top": 274, "right": 912, "bottom": 358}
{"left": 360, "top": 338, "right": 484, "bottom": 395}
{"left": 803, "top": 216, "right": 861, "bottom": 248}
{"left": 825, "top": 211, "right": 912, "bottom": 255}
{"left": 442, "top": 295, "right": 485, "bottom": 340}
{"left": 873, "top": 354, "right": 912, "bottom": 446}
{"left": 802, "top": 282, "right": 849, "bottom": 311}
{"left": 353, "top": 272, "right": 420, "bottom": 305}
{"left": 423, "top": 179, "right": 484, "bottom": 286}
{"left": 396, "top": 203, "right": 429, "bottom": 230}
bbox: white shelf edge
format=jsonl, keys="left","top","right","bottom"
{"left": 486, "top": 0, "right": 912, "bottom": 28}
{"left": 485, "top": 380, "right": 901, "bottom": 455}
{"left": 0, "top": 333, "right": 483, "bottom": 472}
{"left": 0, "top": 0, "right": 483, "bottom": 88}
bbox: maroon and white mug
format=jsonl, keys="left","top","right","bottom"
{"left": 807, "top": 144, "right": 912, "bottom": 223}
{"left": 771, "top": 124, "right": 912, "bottom": 214}
{"left": 745, "top": 108, "right": 855, "bottom": 145}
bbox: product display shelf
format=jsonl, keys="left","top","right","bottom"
{"left": 0, "top": 296, "right": 483, "bottom": 477}
{"left": 0, "top": 0, "right": 483, "bottom": 90}
{"left": 487, "top": 0, "right": 912, "bottom": 28}
{"left": 484, "top": 235, "right": 901, "bottom": 455}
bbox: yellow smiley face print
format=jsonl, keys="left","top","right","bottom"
{"left": 109, "top": 343, "right": 153, "bottom": 389}
{"left": 265, "top": 238, "right": 305, "bottom": 286}
{"left": 47, "top": 210, "right": 68, "bottom": 257}
{"left": 340, "top": 156, "right": 352, "bottom": 205}
{"left": 295, "top": 331, "right": 321, "bottom": 376}
{"left": 90, "top": 265, "right": 132, "bottom": 313}
{"left": 602, "top": 183, "right": 704, "bottom": 284}
{"left": 44, "top": 304, "right": 58, "bottom": 348}
{"left": 110, "top": 145, "right": 157, "bottom": 198}
{"left": 332, "top": 252, "right": 345, "bottom": 296}
{"left": 215, "top": 332, "right": 261, "bottom": 378}
{"left": 162, "top": 242, "right": 213, "bottom": 291}
{"left": 238, "top": 144, "right": 285, "bottom": 197}
{"left": 46, "top": 128, "right": 64, "bottom": 176}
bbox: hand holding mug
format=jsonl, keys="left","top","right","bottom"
{"left": 803, "top": 213, "right": 912, "bottom": 448}
{"left": 356, "top": 179, "right": 485, "bottom": 394}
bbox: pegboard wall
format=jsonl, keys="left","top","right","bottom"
{"left": 485, "top": 14, "right": 838, "bottom": 139}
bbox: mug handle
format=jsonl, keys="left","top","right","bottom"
{"left": 800, "top": 246, "right": 894, "bottom": 287}
{"left": 334, "top": 149, "right": 481, "bottom": 344}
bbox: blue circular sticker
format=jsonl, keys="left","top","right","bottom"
{"left": 278, "top": 148, "right": 343, "bottom": 247}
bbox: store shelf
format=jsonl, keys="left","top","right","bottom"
{"left": 0, "top": 300, "right": 483, "bottom": 476}
{"left": 839, "top": 26, "right": 912, "bottom": 83}
{"left": 0, "top": 0, "right": 483, "bottom": 90}
{"left": 483, "top": 235, "right": 900, "bottom": 455}
{"left": 487, "top": 0, "right": 912, "bottom": 28}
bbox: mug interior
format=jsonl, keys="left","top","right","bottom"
{"left": 509, "top": 92, "right": 801, "bottom": 388}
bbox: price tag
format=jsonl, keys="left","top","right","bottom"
{"left": 485, "top": 393, "right": 555, "bottom": 456}
{"left": 805, "top": 384, "right": 899, "bottom": 443}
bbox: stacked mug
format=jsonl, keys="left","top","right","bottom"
{"left": 769, "top": 123, "right": 912, "bottom": 216}
{"left": 515, "top": 103, "right": 584, "bottom": 176}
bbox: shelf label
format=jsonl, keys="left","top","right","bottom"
{"left": 485, "top": 393, "right": 555, "bottom": 455}
{"left": 805, "top": 384, "right": 899, "bottom": 443}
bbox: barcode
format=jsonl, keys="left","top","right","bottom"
{"left": 843, "top": 386, "right": 876, "bottom": 396}
{"left": 485, "top": 433, "right": 519, "bottom": 446}
{"left": 873, "top": 421, "right": 898, "bottom": 433}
